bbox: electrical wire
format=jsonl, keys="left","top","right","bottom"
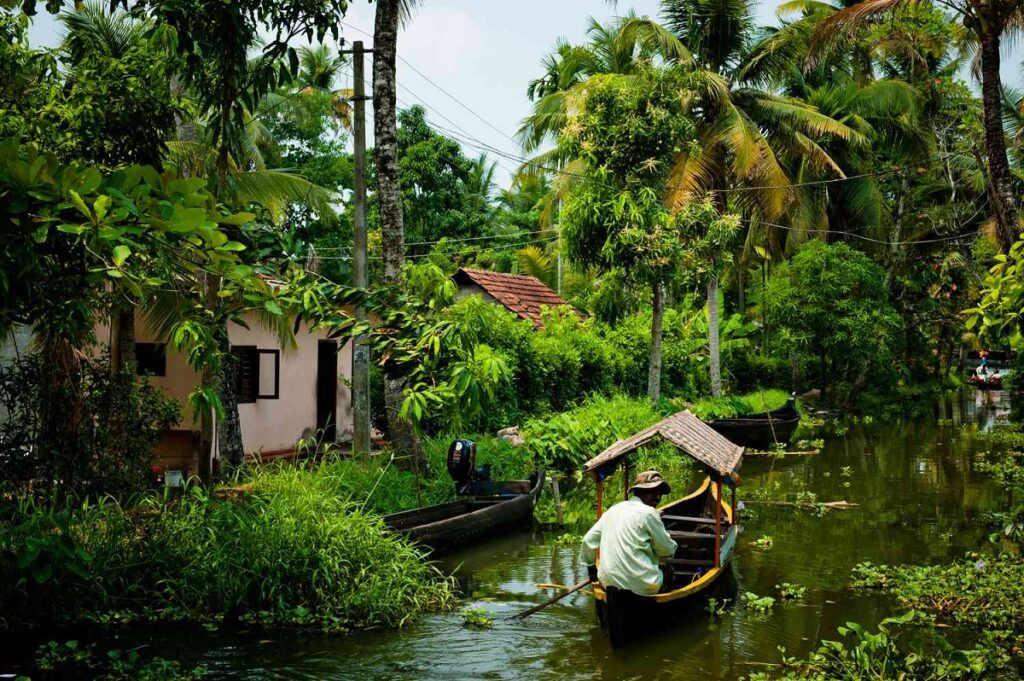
{"left": 313, "top": 235, "right": 558, "bottom": 261}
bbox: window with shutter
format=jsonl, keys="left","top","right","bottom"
{"left": 135, "top": 343, "right": 167, "bottom": 376}
{"left": 232, "top": 346, "right": 259, "bottom": 403}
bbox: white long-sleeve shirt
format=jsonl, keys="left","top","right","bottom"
{"left": 581, "top": 496, "right": 678, "bottom": 595}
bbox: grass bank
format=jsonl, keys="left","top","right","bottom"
{"left": 0, "top": 462, "right": 456, "bottom": 633}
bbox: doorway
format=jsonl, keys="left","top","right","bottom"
{"left": 316, "top": 340, "right": 338, "bottom": 443}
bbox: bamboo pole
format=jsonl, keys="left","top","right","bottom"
{"left": 552, "top": 476, "right": 563, "bottom": 529}
{"left": 596, "top": 479, "right": 604, "bottom": 519}
{"left": 623, "top": 461, "right": 631, "bottom": 501}
{"left": 714, "top": 479, "right": 722, "bottom": 568}
{"left": 731, "top": 484, "right": 738, "bottom": 525}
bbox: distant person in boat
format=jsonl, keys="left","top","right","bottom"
{"left": 581, "top": 470, "right": 677, "bottom": 596}
{"left": 979, "top": 351, "right": 990, "bottom": 375}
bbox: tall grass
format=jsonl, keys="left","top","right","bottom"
{"left": 0, "top": 462, "right": 456, "bottom": 631}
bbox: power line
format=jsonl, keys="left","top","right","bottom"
{"left": 316, "top": 229, "right": 550, "bottom": 252}
{"left": 313, "top": 235, "right": 558, "bottom": 261}
{"left": 340, "top": 20, "right": 520, "bottom": 147}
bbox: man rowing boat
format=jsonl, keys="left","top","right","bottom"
{"left": 581, "top": 471, "right": 677, "bottom": 596}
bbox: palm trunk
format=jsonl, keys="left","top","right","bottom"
{"left": 708, "top": 276, "right": 722, "bottom": 397}
{"left": 979, "top": 29, "right": 1019, "bottom": 253}
{"left": 647, "top": 282, "right": 664, "bottom": 402}
{"left": 374, "top": 0, "right": 423, "bottom": 472}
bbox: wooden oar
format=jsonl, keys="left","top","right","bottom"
{"left": 510, "top": 579, "right": 592, "bottom": 619}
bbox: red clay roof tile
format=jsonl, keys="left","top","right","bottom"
{"left": 454, "top": 268, "right": 583, "bottom": 329}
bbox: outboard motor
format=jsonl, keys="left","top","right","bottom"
{"left": 447, "top": 439, "right": 491, "bottom": 495}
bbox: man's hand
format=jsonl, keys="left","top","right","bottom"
{"left": 587, "top": 564, "right": 598, "bottom": 582}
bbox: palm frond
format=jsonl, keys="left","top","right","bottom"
{"left": 227, "top": 170, "right": 342, "bottom": 225}
{"left": 517, "top": 246, "right": 556, "bottom": 288}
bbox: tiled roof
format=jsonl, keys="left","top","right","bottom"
{"left": 454, "top": 268, "right": 581, "bottom": 329}
{"left": 583, "top": 411, "right": 744, "bottom": 477}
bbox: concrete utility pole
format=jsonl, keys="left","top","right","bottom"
{"left": 346, "top": 40, "right": 372, "bottom": 459}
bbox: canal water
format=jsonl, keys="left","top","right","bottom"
{"left": 10, "top": 390, "right": 1014, "bottom": 680}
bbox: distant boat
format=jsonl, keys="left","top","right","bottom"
{"left": 968, "top": 370, "right": 1004, "bottom": 390}
{"left": 582, "top": 411, "right": 743, "bottom": 649}
{"left": 384, "top": 440, "right": 543, "bottom": 552}
{"left": 705, "top": 394, "right": 800, "bottom": 449}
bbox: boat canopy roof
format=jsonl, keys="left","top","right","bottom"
{"left": 583, "top": 410, "right": 744, "bottom": 479}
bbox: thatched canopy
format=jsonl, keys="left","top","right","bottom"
{"left": 583, "top": 411, "right": 744, "bottom": 478}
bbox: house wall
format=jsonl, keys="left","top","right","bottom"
{"left": 455, "top": 282, "right": 499, "bottom": 305}
{"left": 108, "top": 313, "right": 354, "bottom": 463}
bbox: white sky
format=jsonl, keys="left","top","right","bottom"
{"left": 25, "top": 0, "right": 1024, "bottom": 188}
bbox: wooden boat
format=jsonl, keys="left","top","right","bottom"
{"left": 384, "top": 439, "right": 544, "bottom": 552}
{"left": 582, "top": 411, "right": 744, "bottom": 648}
{"left": 384, "top": 473, "right": 543, "bottom": 552}
{"left": 705, "top": 395, "right": 799, "bottom": 449}
{"left": 968, "top": 371, "right": 1003, "bottom": 390}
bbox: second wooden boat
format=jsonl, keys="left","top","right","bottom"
{"left": 384, "top": 439, "right": 544, "bottom": 552}
{"left": 705, "top": 394, "right": 799, "bottom": 449}
{"left": 582, "top": 411, "right": 744, "bottom": 648}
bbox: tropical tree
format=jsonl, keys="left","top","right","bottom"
{"left": 48, "top": 3, "right": 183, "bottom": 373}
{"left": 810, "top": 0, "right": 1023, "bottom": 252}
{"left": 559, "top": 67, "right": 698, "bottom": 401}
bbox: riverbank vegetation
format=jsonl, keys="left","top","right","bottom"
{"left": 0, "top": 464, "right": 455, "bottom": 633}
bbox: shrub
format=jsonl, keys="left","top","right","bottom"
{"left": 0, "top": 354, "right": 179, "bottom": 499}
{"left": 729, "top": 351, "right": 791, "bottom": 393}
{"left": 522, "top": 394, "right": 665, "bottom": 473}
{"left": 0, "top": 462, "right": 456, "bottom": 631}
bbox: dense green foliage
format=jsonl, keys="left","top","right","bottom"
{"left": 764, "top": 241, "right": 902, "bottom": 401}
{"left": 0, "top": 464, "right": 455, "bottom": 632}
{"left": 747, "top": 611, "right": 1008, "bottom": 680}
{"left": 852, "top": 557, "right": 1024, "bottom": 642}
{"left": 381, "top": 277, "right": 765, "bottom": 438}
{"left": 0, "top": 356, "right": 178, "bottom": 499}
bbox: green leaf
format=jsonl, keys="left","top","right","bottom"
{"left": 112, "top": 245, "right": 131, "bottom": 267}
{"left": 164, "top": 207, "right": 208, "bottom": 233}
{"left": 93, "top": 194, "right": 112, "bottom": 222}
{"left": 57, "top": 224, "right": 88, "bottom": 235}
{"left": 218, "top": 241, "right": 247, "bottom": 252}
{"left": 264, "top": 300, "right": 283, "bottom": 315}
{"left": 68, "top": 190, "right": 91, "bottom": 220}
{"left": 216, "top": 212, "right": 256, "bottom": 226}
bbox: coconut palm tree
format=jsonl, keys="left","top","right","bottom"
{"left": 810, "top": 0, "right": 1024, "bottom": 252}
{"left": 374, "top": 0, "right": 427, "bottom": 470}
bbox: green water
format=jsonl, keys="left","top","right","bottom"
{"left": 7, "top": 390, "right": 1013, "bottom": 679}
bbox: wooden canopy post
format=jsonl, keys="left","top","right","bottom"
{"left": 596, "top": 478, "right": 604, "bottom": 520}
{"left": 714, "top": 478, "right": 722, "bottom": 568}
{"left": 623, "top": 460, "right": 631, "bottom": 501}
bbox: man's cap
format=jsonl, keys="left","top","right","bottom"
{"left": 629, "top": 470, "right": 671, "bottom": 495}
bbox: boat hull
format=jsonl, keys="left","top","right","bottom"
{"left": 384, "top": 472, "right": 544, "bottom": 552}
{"left": 706, "top": 399, "right": 799, "bottom": 449}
